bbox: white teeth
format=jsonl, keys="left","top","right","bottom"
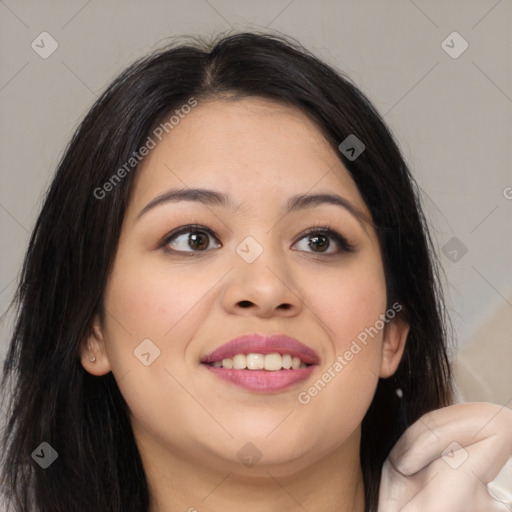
{"left": 232, "top": 354, "right": 247, "bottom": 369}
{"left": 211, "top": 353, "right": 309, "bottom": 370}
{"left": 222, "top": 357, "right": 233, "bottom": 369}
{"left": 264, "top": 353, "right": 283, "bottom": 371}
{"left": 246, "top": 353, "right": 265, "bottom": 370}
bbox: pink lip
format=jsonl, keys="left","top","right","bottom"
{"left": 204, "top": 366, "right": 316, "bottom": 393}
{"left": 200, "top": 333, "right": 320, "bottom": 393}
{"left": 200, "top": 333, "right": 320, "bottom": 365}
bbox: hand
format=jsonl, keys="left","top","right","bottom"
{"left": 377, "top": 402, "right": 512, "bottom": 511}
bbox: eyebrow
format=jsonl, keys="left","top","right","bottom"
{"left": 136, "top": 187, "right": 371, "bottom": 228}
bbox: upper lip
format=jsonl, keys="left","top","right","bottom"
{"left": 200, "top": 333, "right": 320, "bottom": 365}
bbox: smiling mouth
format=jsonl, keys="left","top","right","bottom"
{"left": 203, "top": 352, "right": 313, "bottom": 371}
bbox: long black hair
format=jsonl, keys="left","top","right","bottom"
{"left": 0, "top": 31, "right": 454, "bottom": 512}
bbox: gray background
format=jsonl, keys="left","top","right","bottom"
{"left": 0, "top": 0, "right": 511, "bottom": 424}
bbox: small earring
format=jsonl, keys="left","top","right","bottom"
{"left": 395, "top": 387, "right": 407, "bottom": 428}
{"left": 90, "top": 355, "right": 96, "bottom": 363}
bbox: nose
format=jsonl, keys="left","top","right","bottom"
{"left": 221, "top": 245, "right": 302, "bottom": 319}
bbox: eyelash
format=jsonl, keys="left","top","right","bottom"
{"left": 160, "top": 223, "right": 356, "bottom": 256}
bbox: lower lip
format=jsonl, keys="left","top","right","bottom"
{"left": 202, "top": 364, "right": 316, "bottom": 393}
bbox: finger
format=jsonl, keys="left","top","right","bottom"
{"left": 389, "top": 403, "right": 512, "bottom": 478}
{"left": 379, "top": 460, "right": 512, "bottom": 512}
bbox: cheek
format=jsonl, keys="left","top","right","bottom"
{"left": 293, "top": 260, "right": 386, "bottom": 431}
{"left": 102, "top": 256, "right": 215, "bottom": 342}
{"left": 99, "top": 259, "right": 215, "bottom": 449}
{"left": 308, "top": 257, "right": 388, "bottom": 354}
{"left": 99, "top": 254, "right": 226, "bottom": 397}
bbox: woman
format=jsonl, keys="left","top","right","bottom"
{"left": 1, "top": 31, "right": 510, "bottom": 512}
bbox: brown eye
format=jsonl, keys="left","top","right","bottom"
{"left": 185, "top": 232, "right": 210, "bottom": 250}
{"left": 310, "top": 233, "right": 330, "bottom": 252}
{"left": 163, "top": 225, "right": 221, "bottom": 253}
{"left": 292, "top": 227, "right": 355, "bottom": 255}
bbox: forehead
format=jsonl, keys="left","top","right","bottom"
{"left": 129, "top": 97, "right": 370, "bottom": 218}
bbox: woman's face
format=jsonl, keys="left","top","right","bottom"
{"left": 82, "top": 97, "right": 408, "bottom": 477}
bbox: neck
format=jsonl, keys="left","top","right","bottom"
{"left": 138, "top": 426, "right": 366, "bottom": 512}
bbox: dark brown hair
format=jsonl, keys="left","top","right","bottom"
{"left": 0, "top": 30, "right": 454, "bottom": 512}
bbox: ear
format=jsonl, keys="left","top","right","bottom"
{"left": 379, "top": 315, "right": 410, "bottom": 378}
{"left": 80, "top": 313, "right": 112, "bottom": 376}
